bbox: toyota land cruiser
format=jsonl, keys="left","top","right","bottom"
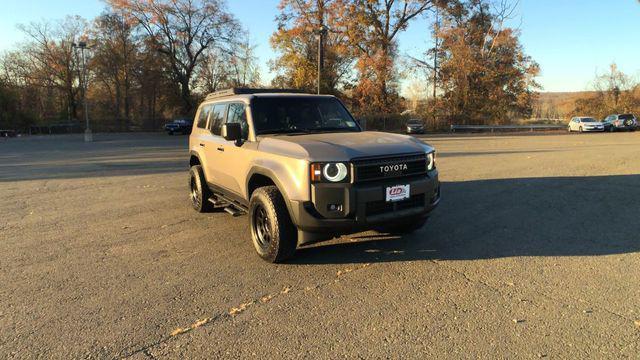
{"left": 188, "top": 88, "right": 440, "bottom": 262}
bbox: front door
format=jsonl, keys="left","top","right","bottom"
{"left": 213, "top": 102, "right": 254, "bottom": 197}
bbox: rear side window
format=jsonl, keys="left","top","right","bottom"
{"left": 209, "top": 104, "right": 227, "bottom": 135}
{"left": 619, "top": 114, "right": 634, "bottom": 120}
{"left": 226, "top": 103, "right": 249, "bottom": 140}
{"left": 196, "top": 105, "right": 212, "bottom": 128}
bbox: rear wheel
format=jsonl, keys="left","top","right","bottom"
{"left": 249, "top": 186, "right": 297, "bottom": 263}
{"left": 189, "top": 165, "right": 214, "bottom": 212}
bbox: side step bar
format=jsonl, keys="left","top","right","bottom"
{"left": 207, "top": 194, "right": 247, "bottom": 216}
{"left": 224, "top": 206, "right": 243, "bottom": 217}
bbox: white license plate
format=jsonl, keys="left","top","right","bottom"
{"left": 386, "top": 184, "right": 410, "bottom": 202}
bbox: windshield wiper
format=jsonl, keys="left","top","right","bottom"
{"left": 257, "top": 128, "right": 311, "bottom": 135}
{"left": 305, "top": 127, "right": 359, "bottom": 133}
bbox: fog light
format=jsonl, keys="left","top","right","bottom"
{"left": 327, "top": 204, "right": 343, "bottom": 212}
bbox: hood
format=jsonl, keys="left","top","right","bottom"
{"left": 258, "top": 131, "right": 434, "bottom": 161}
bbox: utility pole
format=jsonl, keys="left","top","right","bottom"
{"left": 314, "top": 26, "right": 328, "bottom": 95}
{"left": 433, "top": 6, "right": 439, "bottom": 99}
{"left": 73, "top": 41, "right": 93, "bottom": 142}
{"left": 431, "top": 6, "right": 440, "bottom": 126}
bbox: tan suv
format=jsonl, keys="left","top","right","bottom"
{"left": 188, "top": 88, "right": 440, "bottom": 262}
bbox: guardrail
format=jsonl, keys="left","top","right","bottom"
{"left": 450, "top": 124, "right": 565, "bottom": 133}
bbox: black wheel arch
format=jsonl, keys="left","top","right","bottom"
{"left": 189, "top": 150, "right": 202, "bottom": 167}
{"left": 246, "top": 167, "right": 298, "bottom": 226}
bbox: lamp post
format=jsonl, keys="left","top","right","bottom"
{"left": 73, "top": 41, "right": 92, "bottom": 142}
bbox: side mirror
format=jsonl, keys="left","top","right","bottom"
{"left": 221, "top": 122, "right": 242, "bottom": 142}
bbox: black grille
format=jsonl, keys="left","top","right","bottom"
{"left": 365, "top": 194, "right": 425, "bottom": 217}
{"left": 353, "top": 153, "right": 426, "bottom": 182}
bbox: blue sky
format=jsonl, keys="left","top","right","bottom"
{"left": 1, "top": 0, "right": 639, "bottom": 93}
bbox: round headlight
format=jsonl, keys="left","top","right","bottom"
{"left": 427, "top": 152, "right": 435, "bottom": 171}
{"left": 322, "top": 163, "right": 348, "bottom": 182}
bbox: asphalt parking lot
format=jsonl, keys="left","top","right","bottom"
{"left": 1, "top": 131, "right": 640, "bottom": 358}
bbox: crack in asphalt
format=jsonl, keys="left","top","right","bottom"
{"left": 429, "top": 259, "right": 636, "bottom": 356}
{"left": 116, "top": 262, "right": 371, "bottom": 359}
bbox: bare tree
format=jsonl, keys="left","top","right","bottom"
{"left": 18, "top": 16, "right": 88, "bottom": 120}
{"left": 108, "top": 0, "right": 240, "bottom": 114}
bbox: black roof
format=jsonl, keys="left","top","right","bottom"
{"left": 205, "top": 87, "right": 305, "bottom": 100}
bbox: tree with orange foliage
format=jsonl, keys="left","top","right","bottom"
{"left": 344, "top": 0, "right": 438, "bottom": 114}
{"left": 270, "top": 0, "right": 354, "bottom": 94}
{"left": 107, "top": 0, "right": 240, "bottom": 115}
{"left": 432, "top": 0, "right": 539, "bottom": 124}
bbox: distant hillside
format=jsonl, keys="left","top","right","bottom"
{"left": 535, "top": 91, "right": 598, "bottom": 119}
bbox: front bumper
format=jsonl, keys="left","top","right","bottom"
{"left": 583, "top": 126, "right": 604, "bottom": 132}
{"left": 290, "top": 170, "right": 440, "bottom": 235}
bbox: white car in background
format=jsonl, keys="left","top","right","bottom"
{"left": 567, "top": 117, "right": 604, "bottom": 132}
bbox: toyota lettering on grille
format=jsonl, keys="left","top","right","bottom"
{"left": 380, "top": 163, "right": 408, "bottom": 174}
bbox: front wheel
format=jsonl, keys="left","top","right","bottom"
{"left": 579, "top": 126, "right": 583, "bottom": 133}
{"left": 567, "top": 126, "right": 572, "bottom": 132}
{"left": 249, "top": 186, "right": 297, "bottom": 263}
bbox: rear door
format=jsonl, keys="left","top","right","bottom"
{"left": 204, "top": 103, "right": 229, "bottom": 189}
{"left": 191, "top": 103, "right": 215, "bottom": 182}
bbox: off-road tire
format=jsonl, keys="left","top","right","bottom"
{"left": 189, "top": 165, "right": 214, "bottom": 212}
{"left": 249, "top": 186, "right": 297, "bottom": 263}
{"left": 374, "top": 217, "right": 428, "bottom": 235}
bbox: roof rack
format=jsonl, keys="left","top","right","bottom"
{"left": 205, "top": 87, "right": 306, "bottom": 100}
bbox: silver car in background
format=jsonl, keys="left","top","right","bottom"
{"left": 568, "top": 117, "right": 604, "bottom": 132}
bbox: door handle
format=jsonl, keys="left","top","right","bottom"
{"left": 199, "top": 143, "right": 205, "bottom": 147}
{"left": 217, "top": 146, "right": 224, "bottom": 152}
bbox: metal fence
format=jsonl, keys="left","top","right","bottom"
{"left": 450, "top": 124, "right": 565, "bottom": 133}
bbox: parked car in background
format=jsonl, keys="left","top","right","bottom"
{"left": 405, "top": 119, "right": 425, "bottom": 134}
{"left": 602, "top": 114, "right": 637, "bottom": 132}
{"left": 567, "top": 117, "right": 604, "bottom": 132}
{"left": 164, "top": 119, "right": 193, "bottom": 135}
{"left": 0, "top": 129, "right": 17, "bottom": 137}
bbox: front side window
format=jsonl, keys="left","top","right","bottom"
{"left": 226, "top": 102, "right": 249, "bottom": 140}
{"left": 251, "top": 96, "right": 360, "bottom": 135}
{"left": 209, "top": 104, "right": 227, "bottom": 135}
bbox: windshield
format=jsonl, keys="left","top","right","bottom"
{"left": 580, "top": 118, "right": 597, "bottom": 122}
{"left": 619, "top": 114, "right": 635, "bottom": 120}
{"left": 251, "top": 96, "right": 360, "bottom": 135}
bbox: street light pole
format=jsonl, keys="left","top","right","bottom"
{"left": 73, "top": 41, "right": 92, "bottom": 142}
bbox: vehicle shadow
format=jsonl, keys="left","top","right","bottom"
{"left": 291, "top": 175, "right": 640, "bottom": 264}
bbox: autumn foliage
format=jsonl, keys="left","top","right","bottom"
{"left": 0, "top": 0, "right": 549, "bottom": 132}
